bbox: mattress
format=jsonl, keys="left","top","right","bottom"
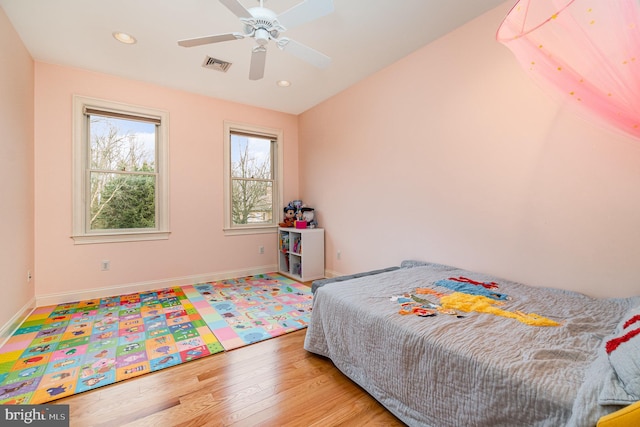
{"left": 304, "top": 262, "right": 640, "bottom": 427}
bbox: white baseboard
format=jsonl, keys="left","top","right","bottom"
{"left": 323, "top": 269, "right": 343, "bottom": 279}
{"left": 35, "top": 264, "right": 278, "bottom": 307}
{"left": 0, "top": 296, "right": 37, "bottom": 348}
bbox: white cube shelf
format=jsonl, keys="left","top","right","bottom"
{"left": 278, "top": 227, "right": 325, "bottom": 282}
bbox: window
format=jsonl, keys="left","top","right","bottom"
{"left": 223, "top": 121, "right": 283, "bottom": 235}
{"left": 72, "top": 96, "right": 169, "bottom": 243}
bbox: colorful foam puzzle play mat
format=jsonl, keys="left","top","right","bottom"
{"left": 0, "top": 273, "right": 312, "bottom": 405}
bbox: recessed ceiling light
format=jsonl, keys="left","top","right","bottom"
{"left": 113, "top": 32, "right": 137, "bottom": 44}
{"left": 276, "top": 80, "right": 291, "bottom": 87}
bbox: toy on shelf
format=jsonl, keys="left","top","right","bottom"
{"left": 292, "top": 262, "right": 302, "bottom": 276}
{"left": 279, "top": 233, "right": 289, "bottom": 251}
{"left": 301, "top": 207, "right": 317, "bottom": 228}
{"left": 291, "top": 236, "right": 302, "bottom": 254}
{"left": 278, "top": 200, "right": 319, "bottom": 228}
{"left": 279, "top": 232, "right": 290, "bottom": 270}
{"left": 278, "top": 204, "right": 296, "bottom": 227}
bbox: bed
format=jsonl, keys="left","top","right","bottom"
{"left": 304, "top": 261, "right": 640, "bottom": 427}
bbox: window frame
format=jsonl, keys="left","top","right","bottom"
{"left": 223, "top": 121, "right": 283, "bottom": 235}
{"left": 72, "top": 95, "right": 170, "bottom": 244}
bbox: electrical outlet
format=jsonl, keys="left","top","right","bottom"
{"left": 27, "top": 270, "right": 32, "bottom": 282}
{"left": 258, "top": 245, "right": 265, "bottom": 254}
{"left": 337, "top": 250, "right": 342, "bottom": 260}
{"left": 101, "top": 260, "right": 110, "bottom": 271}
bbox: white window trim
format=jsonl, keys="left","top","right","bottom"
{"left": 72, "top": 95, "right": 170, "bottom": 244}
{"left": 223, "top": 121, "right": 283, "bottom": 236}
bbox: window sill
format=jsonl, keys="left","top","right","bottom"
{"left": 72, "top": 231, "right": 171, "bottom": 245}
{"left": 223, "top": 226, "right": 277, "bottom": 236}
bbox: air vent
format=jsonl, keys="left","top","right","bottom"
{"left": 202, "top": 56, "right": 232, "bottom": 72}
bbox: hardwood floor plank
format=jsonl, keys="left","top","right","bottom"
{"left": 304, "top": 393, "right": 399, "bottom": 427}
{"left": 59, "top": 330, "right": 406, "bottom": 426}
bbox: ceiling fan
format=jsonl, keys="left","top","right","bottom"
{"left": 178, "top": 0, "right": 334, "bottom": 80}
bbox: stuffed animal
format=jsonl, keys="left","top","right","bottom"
{"left": 278, "top": 204, "right": 296, "bottom": 227}
{"left": 301, "top": 207, "right": 317, "bottom": 228}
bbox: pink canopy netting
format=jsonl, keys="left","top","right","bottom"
{"left": 497, "top": 0, "right": 640, "bottom": 140}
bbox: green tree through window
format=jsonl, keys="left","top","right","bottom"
{"left": 230, "top": 133, "right": 274, "bottom": 226}
{"left": 223, "top": 121, "right": 281, "bottom": 235}
{"left": 88, "top": 116, "right": 157, "bottom": 231}
{"left": 73, "top": 96, "right": 168, "bottom": 243}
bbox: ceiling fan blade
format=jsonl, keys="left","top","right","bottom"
{"left": 178, "top": 33, "right": 243, "bottom": 47}
{"left": 276, "top": 38, "right": 331, "bottom": 69}
{"left": 219, "top": 0, "right": 252, "bottom": 19}
{"left": 277, "top": 0, "right": 334, "bottom": 30}
{"left": 249, "top": 46, "right": 267, "bottom": 80}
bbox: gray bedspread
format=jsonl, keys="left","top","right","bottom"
{"left": 303, "top": 262, "right": 640, "bottom": 427}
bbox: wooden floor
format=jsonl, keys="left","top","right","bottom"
{"left": 58, "top": 329, "right": 406, "bottom": 426}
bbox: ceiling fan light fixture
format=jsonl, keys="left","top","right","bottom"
{"left": 113, "top": 31, "right": 137, "bottom": 44}
{"left": 254, "top": 28, "right": 270, "bottom": 45}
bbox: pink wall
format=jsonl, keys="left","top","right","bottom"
{"left": 0, "top": 8, "right": 35, "bottom": 329}
{"left": 298, "top": 3, "right": 640, "bottom": 298}
{"left": 34, "top": 63, "right": 298, "bottom": 299}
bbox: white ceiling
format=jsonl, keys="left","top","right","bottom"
{"left": 0, "top": 0, "right": 508, "bottom": 114}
